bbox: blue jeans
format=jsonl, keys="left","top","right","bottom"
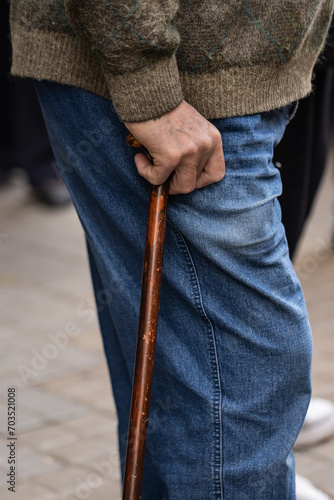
{"left": 36, "top": 82, "right": 312, "bottom": 500}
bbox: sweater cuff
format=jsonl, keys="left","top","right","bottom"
{"left": 104, "top": 55, "right": 183, "bottom": 122}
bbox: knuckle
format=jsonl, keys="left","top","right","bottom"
{"left": 166, "top": 151, "right": 181, "bottom": 167}
{"left": 212, "top": 128, "right": 222, "bottom": 144}
{"left": 213, "top": 170, "right": 225, "bottom": 182}
{"left": 182, "top": 180, "right": 196, "bottom": 194}
{"left": 200, "top": 137, "right": 213, "bottom": 151}
{"left": 185, "top": 144, "right": 198, "bottom": 157}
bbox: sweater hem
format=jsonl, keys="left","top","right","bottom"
{"left": 180, "top": 59, "right": 315, "bottom": 119}
{"left": 11, "top": 28, "right": 317, "bottom": 121}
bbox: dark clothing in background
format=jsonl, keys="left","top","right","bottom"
{"left": 0, "top": 0, "right": 58, "bottom": 186}
{"left": 274, "top": 21, "right": 334, "bottom": 258}
{"left": 0, "top": 0, "right": 12, "bottom": 157}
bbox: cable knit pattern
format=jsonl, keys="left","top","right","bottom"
{"left": 10, "top": 0, "right": 334, "bottom": 121}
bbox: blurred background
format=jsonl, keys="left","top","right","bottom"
{"left": 1, "top": 0, "right": 334, "bottom": 498}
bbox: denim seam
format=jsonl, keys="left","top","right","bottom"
{"left": 168, "top": 219, "right": 223, "bottom": 499}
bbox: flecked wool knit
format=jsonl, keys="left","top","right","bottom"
{"left": 10, "top": 0, "right": 334, "bottom": 122}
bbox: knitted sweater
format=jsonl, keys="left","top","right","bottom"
{"left": 10, "top": 0, "right": 334, "bottom": 122}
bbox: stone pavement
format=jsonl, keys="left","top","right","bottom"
{"left": 0, "top": 157, "right": 333, "bottom": 500}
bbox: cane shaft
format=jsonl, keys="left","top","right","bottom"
{"left": 122, "top": 179, "right": 169, "bottom": 500}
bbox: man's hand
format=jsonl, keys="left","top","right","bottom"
{"left": 124, "top": 101, "right": 225, "bottom": 195}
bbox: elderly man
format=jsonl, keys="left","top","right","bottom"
{"left": 10, "top": 2, "right": 334, "bottom": 498}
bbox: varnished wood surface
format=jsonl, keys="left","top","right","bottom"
{"left": 122, "top": 178, "right": 169, "bottom": 500}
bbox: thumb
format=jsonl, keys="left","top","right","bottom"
{"left": 134, "top": 152, "right": 153, "bottom": 176}
{"left": 134, "top": 153, "right": 170, "bottom": 185}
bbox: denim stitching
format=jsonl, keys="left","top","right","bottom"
{"left": 168, "top": 219, "right": 223, "bottom": 499}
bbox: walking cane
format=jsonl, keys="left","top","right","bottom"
{"left": 122, "top": 133, "right": 170, "bottom": 500}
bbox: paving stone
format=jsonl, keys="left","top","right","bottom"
{"left": 0, "top": 437, "right": 11, "bottom": 470}
{"left": 9, "top": 346, "right": 102, "bottom": 390}
{"left": 294, "top": 449, "right": 327, "bottom": 476}
{"left": 2, "top": 287, "right": 81, "bottom": 326}
{"left": 14, "top": 445, "right": 62, "bottom": 482}
{"left": 42, "top": 375, "right": 117, "bottom": 416}
{"left": 311, "top": 383, "right": 334, "bottom": 403}
{"left": 41, "top": 373, "right": 94, "bottom": 394}
{"left": 0, "top": 404, "right": 48, "bottom": 434}
{"left": 0, "top": 441, "right": 62, "bottom": 487}
{"left": 0, "top": 480, "right": 59, "bottom": 500}
{"left": 63, "top": 413, "right": 117, "bottom": 439}
{"left": 0, "top": 347, "right": 37, "bottom": 372}
{"left": 313, "top": 438, "right": 334, "bottom": 461}
{"left": 37, "top": 464, "right": 120, "bottom": 499}
{"left": 305, "top": 463, "right": 334, "bottom": 498}
{"left": 50, "top": 436, "right": 118, "bottom": 466}
{"left": 52, "top": 345, "right": 102, "bottom": 371}
{"left": 85, "top": 365, "right": 113, "bottom": 381}
{"left": 69, "top": 328, "right": 105, "bottom": 353}
{"left": 5, "top": 322, "right": 96, "bottom": 351}
{"left": 0, "top": 325, "right": 21, "bottom": 341}
{"left": 42, "top": 372, "right": 112, "bottom": 401}
{"left": 81, "top": 389, "right": 116, "bottom": 414}
{"left": 38, "top": 273, "right": 95, "bottom": 304}
{"left": 0, "top": 243, "right": 83, "bottom": 290}
{"left": 17, "top": 387, "right": 88, "bottom": 422}
{"left": 81, "top": 478, "right": 122, "bottom": 500}
{"left": 19, "top": 423, "right": 79, "bottom": 452}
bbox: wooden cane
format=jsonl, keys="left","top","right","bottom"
{"left": 122, "top": 133, "right": 170, "bottom": 500}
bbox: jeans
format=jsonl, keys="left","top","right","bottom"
{"left": 36, "top": 81, "right": 312, "bottom": 500}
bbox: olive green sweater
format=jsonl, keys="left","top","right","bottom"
{"left": 10, "top": 0, "right": 334, "bottom": 122}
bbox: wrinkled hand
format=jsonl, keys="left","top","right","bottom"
{"left": 124, "top": 100, "right": 225, "bottom": 195}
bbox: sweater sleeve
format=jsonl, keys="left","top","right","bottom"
{"left": 64, "top": 0, "right": 183, "bottom": 121}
